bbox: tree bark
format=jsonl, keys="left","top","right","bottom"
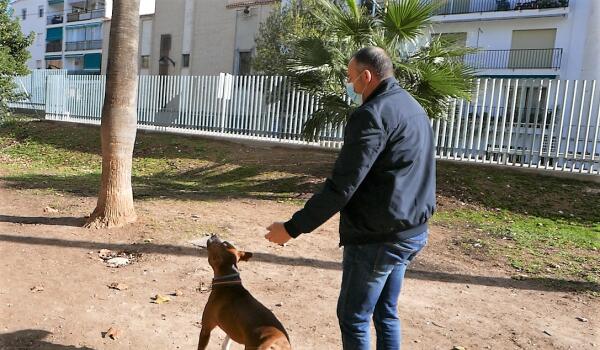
{"left": 85, "top": 0, "right": 140, "bottom": 229}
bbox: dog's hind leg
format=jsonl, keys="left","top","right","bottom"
{"left": 221, "top": 335, "right": 233, "bottom": 350}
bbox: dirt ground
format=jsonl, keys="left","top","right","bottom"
{"left": 0, "top": 184, "right": 598, "bottom": 350}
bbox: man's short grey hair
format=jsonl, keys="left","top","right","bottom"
{"left": 352, "top": 47, "right": 394, "bottom": 78}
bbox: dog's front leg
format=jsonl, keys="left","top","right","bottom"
{"left": 197, "top": 325, "right": 214, "bottom": 350}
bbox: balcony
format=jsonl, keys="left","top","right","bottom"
{"left": 46, "top": 40, "right": 63, "bottom": 52}
{"left": 65, "top": 40, "right": 102, "bottom": 51}
{"left": 47, "top": 13, "right": 64, "bottom": 25}
{"left": 66, "top": 8, "right": 105, "bottom": 22}
{"left": 429, "top": 0, "right": 569, "bottom": 15}
{"left": 464, "top": 48, "right": 562, "bottom": 70}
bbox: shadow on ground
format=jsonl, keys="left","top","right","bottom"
{"left": 0, "top": 233, "right": 597, "bottom": 294}
{"left": 0, "top": 215, "right": 85, "bottom": 227}
{"left": 0, "top": 329, "right": 95, "bottom": 350}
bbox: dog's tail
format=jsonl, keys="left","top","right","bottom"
{"left": 221, "top": 335, "right": 233, "bottom": 350}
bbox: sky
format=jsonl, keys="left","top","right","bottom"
{"left": 139, "top": 0, "right": 155, "bottom": 15}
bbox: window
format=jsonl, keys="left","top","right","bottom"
{"left": 237, "top": 51, "right": 252, "bottom": 76}
{"left": 141, "top": 55, "right": 149, "bottom": 69}
{"left": 182, "top": 54, "right": 190, "bottom": 68}
{"left": 510, "top": 29, "right": 557, "bottom": 69}
{"left": 21, "top": 8, "right": 27, "bottom": 20}
{"left": 66, "top": 25, "right": 102, "bottom": 42}
{"left": 39, "top": 6, "right": 44, "bottom": 18}
{"left": 159, "top": 34, "right": 172, "bottom": 75}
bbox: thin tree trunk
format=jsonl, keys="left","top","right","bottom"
{"left": 85, "top": 0, "right": 140, "bottom": 229}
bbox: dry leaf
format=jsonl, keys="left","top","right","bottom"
{"left": 104, "top": 327, "right": 119, "bottom": 340}
{"left": 30, "top": 285, "right": 44, "bottom": 292}
{"left": 153, "top": 294, "right": 171, "bottom": 304}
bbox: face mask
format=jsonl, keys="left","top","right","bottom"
{"left": 345, "top": 71, "right": 365, "bottom": 105}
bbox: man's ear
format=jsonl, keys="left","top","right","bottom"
{"left": 238, "top": 251, "right": 253, "bottom": 262}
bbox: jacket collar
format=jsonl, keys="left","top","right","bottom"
{"left": 362, "top": 77, "right": 399, "bottom": 105}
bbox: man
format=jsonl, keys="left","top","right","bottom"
{"left": 265, "top": 46, "right": 435, "bottom": 349}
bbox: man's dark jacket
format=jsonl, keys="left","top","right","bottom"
{"left": 284, "top": 77, "right": 436, "bottom": 246}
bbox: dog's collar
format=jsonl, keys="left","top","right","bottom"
{"left": 212, "top": 272, "right": 242, "bottom": 287}
{"left": 211, "top": 279, "right": 242, "bottom": 287}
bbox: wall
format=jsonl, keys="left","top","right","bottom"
{"left": 189, "top": 0, "right": 236, "bottom": 75}
{"left": 579, "top": 0, "right": 600, "bottom": 80}
{"left": 150, "top": 0, "right": 186, "bottom": 75}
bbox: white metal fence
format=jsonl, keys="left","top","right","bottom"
{"left": 8, "top": 72, "right": 600, "bottom": 175}
{"left": 10, "top": 70, "right": 67, "bottom": 110}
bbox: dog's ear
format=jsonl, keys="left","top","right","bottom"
{"left": 238, "top": 251, "right": 253, "bottom": 262}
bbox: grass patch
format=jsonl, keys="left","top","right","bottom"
{"left": 0, "top": 117, "right": 320, "bottom": 200}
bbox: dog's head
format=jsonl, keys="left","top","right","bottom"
{"left": 206, "top": 235, "right": 253, "bottom": 276}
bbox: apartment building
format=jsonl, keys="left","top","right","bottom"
{"left": 427, "top": 0, "right": 599, "bottom": 80}
{"left": 9, "top": 0, "right": 47, "bottom": 70}
{"left": 11, "top": 0, "right": 155, "bottom": 74}
{"left": 147, "top": 0, "right": 278, "bottom": 76}
{"left": 425, "top": 0, "right": 600, "bottom": 170}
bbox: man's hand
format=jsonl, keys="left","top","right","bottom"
{"left": 265, "top": 222, "right": 292, "bottom": 246}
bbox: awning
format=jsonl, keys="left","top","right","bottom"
{"left": 84, "top": 53, "right": 102, "bottom": 70}
{"left": 46, "top": 28, "right": 63, "bottom": 42}
{"left": 45, "top": 55, "right": 62, "bottom": 61}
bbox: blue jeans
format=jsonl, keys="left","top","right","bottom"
{"left": 337, "top": 231, "right": 428, "bottom": 350}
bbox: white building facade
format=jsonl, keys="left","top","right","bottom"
{"left": 9, "top": 0, "right": 47, "bottom": 70}
{"left": 428, "top": 0, "right": 599, "bottom": 80}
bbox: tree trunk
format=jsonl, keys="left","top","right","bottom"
{"left": 85, "top": 0, "right": 140, "bottom": 229}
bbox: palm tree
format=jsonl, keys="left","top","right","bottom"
{"left": 272, "top": 0, "right": 475, "bottom": 138}
{"left": 85, "top": 0, "right": 140, "bottom": 228}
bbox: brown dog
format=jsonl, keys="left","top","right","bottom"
{"left": 198, "top": 235, "right": 291, "bottom": 350}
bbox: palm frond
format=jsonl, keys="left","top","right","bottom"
{"left": 312, "top": 0, "right": 376, "bottom": 45}
{"left": 381, "top": 0, "right": 437, "bottom": 44}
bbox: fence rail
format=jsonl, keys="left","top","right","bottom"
{"left": 8, "top": 72, "right": 600, "bottom": 175}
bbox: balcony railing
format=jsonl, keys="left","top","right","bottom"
{"left": 464, "top": 48, "right": 562, "bottom": 70}
{"left": 46, "top": 41, "right": 63, "bottom": 52}
{"left": 65, "top": 40, "right": 102, "bottom": 51}
{"left": 47, "top": 13, "right": 64, "bottom": 24}
{"left": 429, "top": 0, "right": 569, "bottom": 16}
{"left": 66, "top": 8, "right": 105, "bottom": 22}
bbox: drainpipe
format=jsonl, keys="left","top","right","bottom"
{"left": 232, "top": 9, "right": 240, "bottom": 74}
